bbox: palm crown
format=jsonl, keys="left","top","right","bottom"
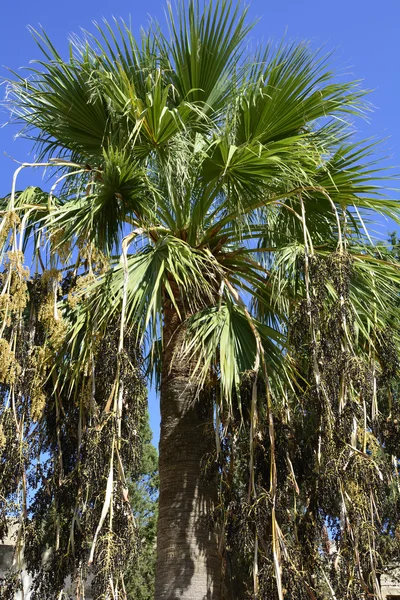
{"left": 7, "top": 2, "right": 399, "bottom": 387}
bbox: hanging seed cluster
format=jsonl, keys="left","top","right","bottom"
{"left": 0, "top": 204, "right": 147, "bottom": 600}
{"left": 67, "top": 240, "right": 109, "bottom": 309}
{"left": 25, "top": 316, "right": 145, "bottom": 600}
{"left": 0, "top": 209, "right": 33, "bottom": 592}
{"left": 216, "top": 251, "right": 400, "bottom": 600}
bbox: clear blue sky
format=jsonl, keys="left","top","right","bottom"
{"left": 1, "top": 0, "right": 399, "bottom": 445}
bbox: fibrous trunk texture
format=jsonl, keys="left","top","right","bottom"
{"left": 155, "top": 302, "right": 221, "bottom": 600}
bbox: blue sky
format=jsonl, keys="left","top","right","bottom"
{"left": 1, "top": 0, "right": 399, "bottom": 445}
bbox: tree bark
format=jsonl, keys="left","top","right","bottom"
{"left": 155, "top": 301, "right": 221, "bottom": 600}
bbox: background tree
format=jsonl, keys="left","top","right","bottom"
{"left": 1, "top": 1, "right": 400, "bottom": 599}
{"left": 125, "top": 414, "right": 158, "bottom": 600}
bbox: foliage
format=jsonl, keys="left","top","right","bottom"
{"left": 1, "top": 1, "right": 400, "bottom": 598}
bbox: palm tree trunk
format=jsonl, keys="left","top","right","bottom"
{"left": 155, "top": 301, "right": 221, "bottom": 599}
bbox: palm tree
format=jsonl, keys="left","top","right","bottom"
{"left": 3, "top": 2, "right": 400, "bottom": 598}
